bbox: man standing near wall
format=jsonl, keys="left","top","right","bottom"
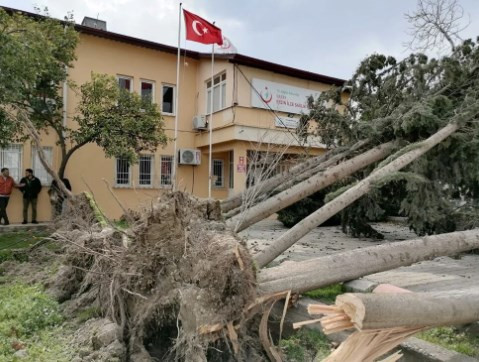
{"left": 19, "top": 169, "right": 42, "bottom": 224}
{"left": 0, "top": 168, "right": 15, "bottom": 226}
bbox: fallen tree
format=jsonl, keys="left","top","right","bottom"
{"left": 228, "top": 142, "right": 394, "bottom": 232}
{"left": 254, "top": 120, "right": 465, "bottom": 268}
{"left": 257, "top": 227, "right": 479, "bottom": 294}
{"left": 306, "top": 285, "right": 479, "bottom": 361}
{"left": 221, "top": 140, "right": 370, "bottom": 217}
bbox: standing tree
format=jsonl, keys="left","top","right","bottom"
{"left": 0, "top": 8, "right": 167, "bottom": 206}
{"left": 405, "top": 0, "right": 469, "bottom": 52}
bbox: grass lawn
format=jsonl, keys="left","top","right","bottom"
{"left": 0, "top": 231, "right": 51, "bottom": 263}
{"left": 280, "top": 328, "right": 331, "bottom": 361}
{"left": 0, "top": 282, "right": 75, "bottom": 362}
{"left": 417, "top": 327, "right": 479, "bottom": 358}
{"left": 303, "top": 283, "right": 346, "bottom": 302}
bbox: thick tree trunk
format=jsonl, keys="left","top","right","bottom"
{"left": 254, "top": 123, "right": 459, "bottom": 267}
{"left": 228, "top": 142, "right": 394, "bottom": 232}
{"left": 21, "top": 112, "right": 73, "bottom": 199}
{"left": 335, "top": 289, "right": 479, "bottom": 330}
{"left": 257, "top": 227, "right": 479, "bottom": 294}
{"left": 221, "top": 140, "right": 369, "bottom": 213}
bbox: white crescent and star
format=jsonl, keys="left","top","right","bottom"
{"left": 192, "top": 20, "right": 209, "bottom": 36}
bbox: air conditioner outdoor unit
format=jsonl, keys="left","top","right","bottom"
{"left": 192, "top": 115, "right": 207, "bottom": 130}
{"left": 179, "top": 149, "right": 201, "bottom": 165}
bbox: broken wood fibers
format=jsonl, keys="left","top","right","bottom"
{"left": 298, "top": 285, "right": 479, "bottom": 361}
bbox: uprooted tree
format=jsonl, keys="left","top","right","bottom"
{"left": 5, "top": 5, "right": 479, "bottom": 362}
{"left": 48, "top": 36, "right": 479, "bottom": 362}
{"left": 272, "top": 41, "right": 479, "bottom": 238}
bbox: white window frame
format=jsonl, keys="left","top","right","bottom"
{"left": 161, "top": 84, "right": 176, "bottom": 115}
{"left": 31, "top": 146, "right": 53, "bottom": 185}
{"left": 117, "top": 75, "right": 133, "bottom": 92}
{"left": 140, "top": 79, "right": 155, "bottom": 104}
{"left": 138, "top": 155, "right": 154, "bottom": 188}
{"left": 160, "top": 155, "right": 173, "bottom": 187}
{"left": 213, "top": 159, "right": 224, "bottom": 188}
{"left": 206, "top": 72, "right": 227, "bottom": 114}
{"left": 115, "top": 157, "right": 131, "bottom": 187}
{"left": 0, "top": 145, "right": 23, "bottom": 182}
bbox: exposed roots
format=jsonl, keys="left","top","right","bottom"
{"left": 52, "top": 192, "right": 260, "bottom": 361}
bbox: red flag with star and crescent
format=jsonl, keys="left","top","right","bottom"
{"left": 183, "top": 9, "right": 223, "bottom": 45}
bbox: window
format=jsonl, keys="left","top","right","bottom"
{"left": 206, "top": 73, "right": 226, "bottom": 113}
{"left": 139, "top": 155, "right": 153, "bottom": 187}
{"left": 228, "top": 151, "right": 234, "bottom": 189}
{"left": 32, "top": 147, "right": 53, "bottom": 184}
{"left": 115, "top": 157, "right": 130, "bottom": 186}
{"left": 160, "top": 155, "right": 173, "bottom": 186}
{"left": 0, "top": 145, "right": 22, "bottom": 181}
{"left": 213, "top": 159, "right": 224, "bottom": 188}
{"left": 118, "top": 76, "right": 132, "bottom": 92}
{"left": 141, "top": 81, "right": 154, "bottom": 104}
{"left": 162, "top": 84, "right": 175, "bottom": 114}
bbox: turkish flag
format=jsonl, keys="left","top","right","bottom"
{"left": 184, "top": 9, "right": 223, "bottom": 45}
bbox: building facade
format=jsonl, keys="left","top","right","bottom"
{"left": 2, "top": 11, "right": 345, "bottom": 223}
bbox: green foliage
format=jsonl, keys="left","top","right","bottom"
{"left": 0, "top": 9, "right": 168, "bottom": 179}
{"left": 418, "top": 327, "right": 479, "bottom": 357}
{"left": 300, "top": 38, "right": 479, "bottom": 237}
{"left": 0, "top": 231, "right": 50, "bottom": 263}
{"left": 0, "top": 283, "right": 68, "bottom": 360}
{"left": 73, "top": 73, "right": 168, "bottom": 164}
{"left": 277, "top": 190, "right": 341, "bottom": 228}
{"left": 0, "top": 7, "right": 78, "bottom": 146}
{"left": 280, "top": 329, "right": 331, "bottom": 361}
{"left": 303, "top": 283, "right": 345, "bottom": 302}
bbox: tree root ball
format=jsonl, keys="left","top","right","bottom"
{"left": 53, "top": 192, "right": 259, "bottom": 361}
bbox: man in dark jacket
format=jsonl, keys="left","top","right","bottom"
{"left": 19, "top": 169, "right": 42, "bottom": 224}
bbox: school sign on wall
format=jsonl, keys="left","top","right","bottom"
{"left": 251, "top": 78, "right": 321, "bottom": 118}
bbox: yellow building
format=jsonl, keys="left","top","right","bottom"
{"left": 1, "top": 11, "right": 345, "bottom": 223}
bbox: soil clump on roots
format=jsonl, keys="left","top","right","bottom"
{"left": 52, "top": 192, "right": 260, "bottom": 361}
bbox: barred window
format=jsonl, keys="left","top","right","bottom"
{"left": 213, "top": 159, "right": 224, "bottom": 188}
{"left": 139, "top": 155, "right": 153, "bottom": 186}
{"left": 0, "top": 145, "right": 23, "bottom": 181}
{"left": 115, "top": 157, "right": 130, "bottom": 186}
{"left": 32, "top": 146, "right": 53, "bottom": 184}
{"left": 160, "top": 155, "right": 173, "bottom": 186}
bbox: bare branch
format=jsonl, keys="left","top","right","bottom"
{"left": 405, "top": 0, "right": 469, "bottom": 52}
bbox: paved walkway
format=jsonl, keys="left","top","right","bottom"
{"left": 0, "top": 222, "right": 51, "bottom": 234}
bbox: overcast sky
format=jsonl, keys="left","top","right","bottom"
{"left": 2, "top": 0, "right": 479, "bottom": 79}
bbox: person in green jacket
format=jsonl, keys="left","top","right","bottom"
{"left": 19, "top": 169, "right": 42, "bottom": 224}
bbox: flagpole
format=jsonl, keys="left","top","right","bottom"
{"left": 208, "top": 42, "right": 215, "bottom": 198}
{"left": 172, "top": 2, "right": 182, "bottom": 191}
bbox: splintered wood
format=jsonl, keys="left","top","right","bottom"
{"left": 294, "top": 285, "right": 479, "bottom": 361}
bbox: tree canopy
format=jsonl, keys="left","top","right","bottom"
{"left": 0, "top": 8, "right": 167, "bottom": 181}
{"left": 286, "top": 38, "right": 479, "bottom": 237}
